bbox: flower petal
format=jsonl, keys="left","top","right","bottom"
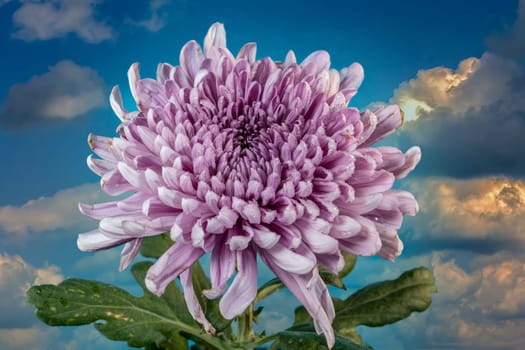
{"left": 119, "top": 238, "right": 143, "bottom": 271}
{"left": 265, "top": 243, "right": 315, "bottom": 274}
{"left": 377, "top": 228, "right": 404, "bottom": 261}
{"left": 339, "top": 62, "right": 364, "bottom": 102}
{"left": 394, "top": 146, "right": 421, "bottom": 179}
{"left": 145, "top": 242, "right": 204, "bottom": 296}
{"left": 180, "top": 41, "right": 204, "bottom": 81}
{"left": 204, "top": 22, "right": 227, "bottom": 54}
{"left": 78, "top": 202, "right": 123, "bottom": 220}
{"left": 109, "top": 85, "right": 128, "bottom": 121}
{"left": 339, "top": 217, "right": 382, "bottom": 256}
{"left": 261, "top": 254, "right": 335, "bottom": 349}
{"left": 77, "top": 230, "right": 129, "bottom": 251}
{"left": 219, "top": 247, "right": 257, "bottom": 319}
{"left": 361, "top": 105, "right": 403, "bottom": 147}
{"left": 203, "top": 241, "right": 236, "bottom": 299}
{"left": 180, "top": 269, "right": 216, "bottom": 334}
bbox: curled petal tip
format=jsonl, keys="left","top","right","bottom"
{"left": 145, "top": 276, "right": 161, "bottom": 295}
{"left": 127, "top": 63, "right": 141, "bottom": 103}
{"left": 109, "top": 85, "right": 127, "bottom": 121}
{"left": 204, "top": 22, "right": 226, "bottom": 54}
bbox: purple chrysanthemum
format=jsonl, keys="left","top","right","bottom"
{"left": 78, "top": 23, "right": 420, "bottom": 347}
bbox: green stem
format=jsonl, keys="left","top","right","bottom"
{"left": 247, "top": 333, "right": 279, "bottom": 349}
{"left": 181, "top": 327, "right": 231, "bottom": 350}
{"left": 238, "top": 304, "right": 254, "bottom": 349}
{"left": 268, "top": 339, "right": 281, "bottom": 350}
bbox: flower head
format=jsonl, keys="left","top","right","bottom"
{"left": 78, "top": 23, "right": 420, "bottom": 347}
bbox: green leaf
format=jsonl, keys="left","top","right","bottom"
{"left": 144, "top": 333, "right": 188, "bottom": 350}
{"left": 190, "top": 263, "right": 232, "bottom": 333}
{"left": 338, "top": 251, "right": 357, "bottom": 279}
{"left": 319, "top": 271, "right": 346, "bottom": 290}
{"left": 279, "top": 331, "right": 372, "bottom": 350}
{"left": 333, "top": 267, "right": 437, "bottom": 328}
{"left": 332, "top": 325, "right": 363, "bottom": 345}
{"left": 140, "top": 233, "right": 173, "bottom": 259}
{"left": 287, "top": 322, "right": 365, "bottom": 348}
{"left": 293, "top": 306, "right": 311, "bottom": 325}
{"left": 27, "top": 261, "right": 228, "bottom": 350}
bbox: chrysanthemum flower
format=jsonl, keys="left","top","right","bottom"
{"left": 78, "top": 23, "right": 420, "bottom": 347}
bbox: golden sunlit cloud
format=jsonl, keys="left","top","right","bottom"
{"left": 407, "top": 177, "right": 525, "bottom": 240}
{"left": 391, "top": 57, "right": 479, "bottom": 121}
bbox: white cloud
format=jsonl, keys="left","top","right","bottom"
{"left": 0, "top": 60, "right": 106, "bottom": 128}
{"left": 0, "top": 253, "right": 63, "bottom": 328}
{"left": 255, "top": 290, "right": 296, "bottom": 335}
{"left": 64, "top": 327, "right": 125, "bottom": 350}
{"left": 0, "top": 252, "right": 127, "bottom": 349}
{"left": 126, "top": 0, "right": 170, "bottom": 32}
{"left": 0, "top": 325, "right": 123, "bottom": 350}
{"left": 0, "top": 183, "right": 109, "bottom": 237}
{"left": 11, "top": 0, "right": 113, "bottom": 43}
{"left": 0, "top": 326, "right": 60, "bottom": 350}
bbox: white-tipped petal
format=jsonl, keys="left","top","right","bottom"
{"left": 266, "top": 243, "right": 315, "bottom": 274}
{"left": 204, "top": 22, "right": 227, "bottom": 54}
{"left": 109, "top": 86, "right": 128, "bottom": 121}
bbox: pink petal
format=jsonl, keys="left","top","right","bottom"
{"left": 377, "top": 228, "right": 404, "bottom": 261}
{"left": 180, "top": 269, "right": 216, "bottom": 334}
{"left": 378, "top": 190, "right": 419, "bottom": 216}
{"left": 339, "top": 62, "right": 364, "bottom": 102}
{"left": 219, "top": 247, "right": 257, "bottom": 319}
{"left": 394, "top": 146, "right": 421, "bottom": 179}
{"left": 330, "top": 215, "right": 361, "bottom": 239}
{"left": 145, "top": 242, "right": 204, "bottom": 296}
{"left": 265, "top": 243, "right": 315, "bottom": 274}
{"left": 237, "top": 42, "right": 257, "bottom": 64}
{"left": 203, "top": 241, "right": 236, "bottom": 298}
{"left": 361, "top": 105, "right": 403, "bottom": 147}
{"left": 77, "top": 230, "right": 129, "bottom": 251}
{"left": 78, "top": 202, "right": 123, "bottom": 220}
{"left": 300, "top": 50, "right": 330, "bottom": 74}
{"left": 180, "top": 41, "right": 204, "bottom": 81}
{"left": 204, "top": 22, "right": 227, "bottom": 54}
{"left": 261, "top": 254, "right": 335, "bottom": 348}
{"left": 109, "top": 86, "right": 128, "bottom": 121}
{"left": 119, "top": 238, "right": 143, "bottom": 271}
{"left": 127, "top": 63, "right": 141, "bottom": 105}
{"left": 339, "top": 217, "right": 382, "bottom": 256}
{"left": 88, "top": 134, "right": 117, "bottom": 161}
{"left": 351, "top": 171, "right": 395, "bottom": 197}
{"left": 342, "top": 193, "right": 382, "bottom": 215}
{"left": 249, "top": 225, "right": 280, "bottom": 249}
{"left": 117, "top": 162, "right": 148, "bottom": 190}
{"left": 87, "top": 155, "right": 115, "bottom": 176}
{"left": 297, "top": 219, "right": 339, "bottom": 254}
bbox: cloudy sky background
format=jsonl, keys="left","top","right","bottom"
{"left": 1, "top": 0, "right": 524, "bottom": 349}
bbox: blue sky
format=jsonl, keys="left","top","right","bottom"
{"left": 1, "top": 0, "right": 524, "bottom": 349}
